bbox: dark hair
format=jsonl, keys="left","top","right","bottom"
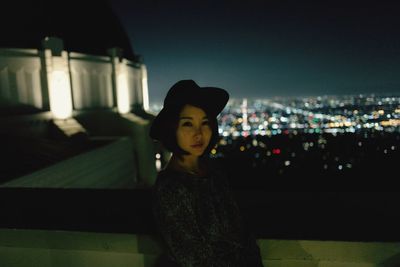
{"left": 158, "top": 103, "right": 220, "bottom": 159}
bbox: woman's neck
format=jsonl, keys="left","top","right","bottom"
{"left": 168, "top": 154, "right": 204, "bottom": 175}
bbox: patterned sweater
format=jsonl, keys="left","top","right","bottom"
{"left": 152, "top": 159, "right": 263, "bottom": 267}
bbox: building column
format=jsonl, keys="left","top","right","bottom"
{"left": 42, "top": 37, "right": 73, "bottom": 119}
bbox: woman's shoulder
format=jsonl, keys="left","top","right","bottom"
{"left": 152, "top": 169, "right": 194, "bottom": 208}
{"left": 155, "top": 168, "right": 179, "bottom": 186}
{"left": 153, "top": 168, "right": 188, "bottom": 193}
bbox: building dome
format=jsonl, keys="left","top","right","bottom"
{"left": 1, "top": 0, "right": 136, "bottom": 61}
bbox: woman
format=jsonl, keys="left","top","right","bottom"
{"left": 150, "top": 80, "right": 263, "bottom": 267}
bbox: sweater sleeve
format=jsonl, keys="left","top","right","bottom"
{"left": 153, "top": 177, "right": 245, "bottom": 267}
{"left": 212, "top": 166, "right": 264, "bottom": 267}
{"left": 153, "top": 179, "right": 212, "bottom": 266}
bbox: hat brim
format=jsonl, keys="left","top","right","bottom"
{"left": 149, "top": 86, "right": 229, "bottom": 141}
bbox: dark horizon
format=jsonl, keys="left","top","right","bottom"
{"left": 110, "top": 0, "right": 400, "bottom": 103}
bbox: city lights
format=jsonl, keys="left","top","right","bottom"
{"left": 213, "top": 95, "right": 399, "bottom": 139}
{"left": 149, "top": 94, "right": 399, "bottom": 181}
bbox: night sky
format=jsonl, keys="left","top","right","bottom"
{"left": 110, "top": 0, "right": 400, "bottom": 103}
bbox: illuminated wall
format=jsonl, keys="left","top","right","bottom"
{"left": 69, "top": 53, "right": 114, "bottom": 110}
{"left": 126, "top": 61, "right": 143, "bottom": 110}
{"left": 0, "top": 49, "right": 46, "bottom": 110}
{"left": 0, "top": 40, "right": 149, "bottom": 119}
{"left": 43, "top": 49, "right": 73, "bottom": 119}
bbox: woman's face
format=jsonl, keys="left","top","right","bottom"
{"left": 176, "top": 104, "right": 212, "bottom": 156}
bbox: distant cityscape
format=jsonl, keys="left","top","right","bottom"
{"left": 150, "top": 93, "right": 400, "bottom": 137}
{"left": 150, "top": 93, "right": 400, "bottom": 189}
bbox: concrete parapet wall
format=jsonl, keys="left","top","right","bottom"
{"left": 1, "top": 229, "right": 399, "bottom": 267}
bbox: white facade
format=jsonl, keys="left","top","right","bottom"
{"left": 0, "top": 38, "right": 156, "bottom": 187}
{"left": 0, "top": 49, "right": 45, "bottom": 109}
{"left": 0, "top": 41, "right": 149, "bottom": 119}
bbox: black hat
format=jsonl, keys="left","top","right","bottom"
{"left": 149, "top": 80, "right": 229, "bottom": 141}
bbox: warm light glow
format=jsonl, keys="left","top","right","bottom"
{"left": 155, "top": 159, "right": 162, "bottom": 171}
{"left": 380, "top": 119, "right": 400, "bottom": 126}
{"left": 141, "top": 65, "right": 150, "bottom": 111}
{"left": 49, "top": 70, "right": 73, "bottom": 119}
{"left": 117, "top": 73, "right": 130, "bottom": 114}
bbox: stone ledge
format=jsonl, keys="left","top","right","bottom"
{"left": 1, "top": 229, "right": 399, "bottom": 267}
